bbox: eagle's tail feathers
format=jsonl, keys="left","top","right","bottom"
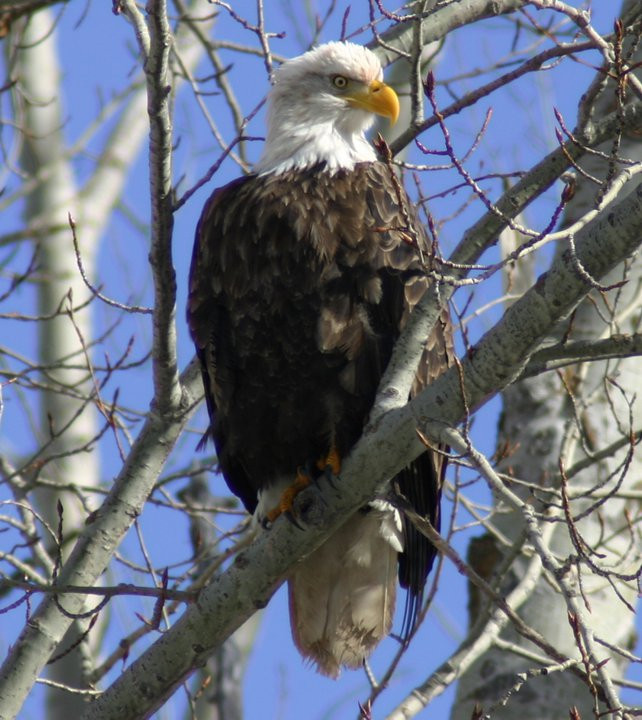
{"left": 288, "top": 505, "right": 401, "bottom": 677}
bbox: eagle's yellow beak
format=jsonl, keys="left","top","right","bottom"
{"left": 346, "top": 80, "right": 400, "bottom": 125}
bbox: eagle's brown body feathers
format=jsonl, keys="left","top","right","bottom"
{"left": 188, "top": 161, "right": 450, "bottom": 675}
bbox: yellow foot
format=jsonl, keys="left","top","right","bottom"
{"left": 315, "top": 446, "right": 342, "bottom": 476}
{"left": 265, "top": 468, "right": 311, "bottom": 524}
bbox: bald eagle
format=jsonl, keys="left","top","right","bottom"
{"left": 188, "top": 42, "right": 451, "bottom": 677}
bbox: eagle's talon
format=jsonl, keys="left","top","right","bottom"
{"left": 315, "top": 446, "right": 342, "bottom": 477}
{"left": 316, "top": 487, "right": 329, "bottom": 505}
{"left": 262, "top": 468, "right": 312, "bottom": 526}
{"left": 310, "top": 446, "right": 342, "bottom": 490}
{"left": 312, "top": 469, "right": 336, "bottom": 494}
{"left": 284, "top": 510, "right": 306, "bottom": 530}
{"left": 323, "top": 464, "right": 339, "bottom": 489}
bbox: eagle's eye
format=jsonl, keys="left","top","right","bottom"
{"left": 332, "top": 75, "right": 348, "bottom": 89}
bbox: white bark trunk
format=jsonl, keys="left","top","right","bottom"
{"left": 451, "top": 1, "right": 642, "bottom": 715}
{"left": 14, "top": 11, "right": 100, "bottom": 717}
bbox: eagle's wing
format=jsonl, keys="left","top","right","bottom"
{"left": 397, "top": 306, "right": 453, "bottom": 636}
{"left": 187, "top": 176, "right": 259, "bottom": 512}
{"left": 362, "top": 163, "right": 453, "bottom": 638}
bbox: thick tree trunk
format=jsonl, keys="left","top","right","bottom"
{"left": 451, "top": 1, "right": 642, "bottom": 715}
{"left": 14, "top": 11, "right": 100, "bottom": 717}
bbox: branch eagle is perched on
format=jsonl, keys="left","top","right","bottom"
{"left": 188, "top": 41, "right": 451, "bottom": 677}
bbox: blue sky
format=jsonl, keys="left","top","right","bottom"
{"left": 1, "top": 1, "right": 640, "bottom": 718}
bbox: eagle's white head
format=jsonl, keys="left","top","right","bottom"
{"left": 256, "top": 42, "right": 399, "bottom": 175}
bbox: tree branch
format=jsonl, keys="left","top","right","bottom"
{"left": 139, "top": 0, "right": 181, "bottom": 414}
{"left": 520, "top": 334, "right": 642, "bottom": 379}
